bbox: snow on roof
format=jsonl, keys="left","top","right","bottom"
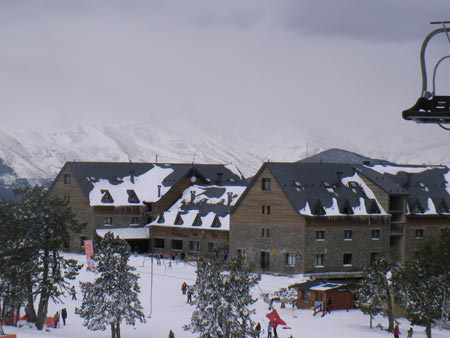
{"left": 368, "top": 164, "right": 445, "bottom": 175}
{"left": 96, "top": 227, "right": 149, "bottom": 239}
{"left": 89, "top": 165, "right": 174, "bottom": 206}
{"left": 310, "top": 282, "right": 345, "bottom": 291}
{"left": 150, "top": 184, "right": 246, "bottom": 230}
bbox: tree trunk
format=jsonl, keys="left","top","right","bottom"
{"left": 425, "top": 322, "right": 432, "bottom": 338}
{"left": 111, "top": 323, "right": 116, "bottom": 338}
{"left": 116, "top": 322, "right": 121, "bottom": 338}
{"left": 35, "top": 295, "right": 49, "bottom": 330}
{"left": 26, "top": 277, "right": 37, "bottom": 323}
{"left": 386, "top": 289, "right": 394, "bottom": 332}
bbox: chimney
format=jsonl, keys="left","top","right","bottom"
{"left": 217, "top": 172, "right": 223, "bottom": 185}
{"left": 405, "top": 173, "right": 412, "bottom": 187}
{"left": 227, "top": 192, "right": 233, "bottom": 205}
{"left": 130, "top": 171, "right": 135, "bottom": 184}
{"left": 336, "top": 171, "right": 343, "bottom": 185}
{"left": 157, "top": 185, "right": 161, "bottom": 198}
{"left": 190, "top": 190, "right": 196, "bottom": 202}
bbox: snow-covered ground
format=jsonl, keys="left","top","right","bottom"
{"left": 4, "top": 253, "right": 450, "bottom": 338}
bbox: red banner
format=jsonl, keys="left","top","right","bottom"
{"left": 266, "top": 309, "right": 287, "bottom": 327}
{"left": 83, "top": 240, "right": 94, "bottom": 270}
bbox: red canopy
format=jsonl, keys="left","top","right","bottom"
{"left": 266, "top": 309, "right": 287, "bottom": 327}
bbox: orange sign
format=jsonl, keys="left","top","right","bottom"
{"left": 83, "top": 240, "right": 94, "bottom": 270}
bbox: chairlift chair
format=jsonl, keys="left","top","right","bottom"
{"left": 402, "top": 21, "right": 450, "bottom": 130}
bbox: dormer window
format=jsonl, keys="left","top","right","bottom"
{"left": 157, "top": 212, "right": 165, "bottom": 224}
{"left": 437, "top": 198, "right": 449, "bottom": 214}
{"left": 348, "top": 181, "right": 360, "bottom": 189}
{"left": 311, "top": 199, "right": 326, "bottom": 216}
{"left": 211, "top": 215, "right": 222, "bottom": 228}
{"left": 174, "top": 212, "right": 184, "bottom": 225}
{"left": 127, "top": 190, "right": 140, "bottom": 204}
{"left": 101, "top": 190, "right": 114, "bottom": 203}
{"left": 193, "top": 214, "right": 202, "bottom": 227}
{"left": 366, "top": 199, "right": 381, "bottom": 214}
{"left": 409, "top": 198, "right": 423, "bottom": 214}
{"left": 339, "top": 199, "right": 354, "bottom": 215}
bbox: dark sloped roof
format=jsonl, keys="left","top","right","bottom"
{"left": 360, "top": 164, "right": 450, "bottom": 214}
{"left": 63, "top": 161, "right": 246, "bottom": 201}
{"left": 266, "top": 162, "right": 386, "bottom": 216}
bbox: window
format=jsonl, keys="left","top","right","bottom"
{"left": 63, "top": 174, "right": 71, "bottom": 184}
{"left": 371, "top": 229, "right": 380, "bottom": 240}
{"left": 344, "top": 230, "right": 353, "bottom": 240}
{"left": 370, "top": 252, "right": 378, "bottom": 265}
{"left": 315, "top": 254, "right": 324, "bottom": 267}
{"left": 104, "top": 217, "right": 112, "bottom": 226}
{"left": 153, "top": 238, "right": 165, "bottom": 249}
{"left": 316, "top": 230, "right": 325, "bottom": 241}
{"left": 415, "top": 228, "right": 424, "bottom": 239}
{"left": 262, "top": 178, "right": 271, "bottom": 191}
{"left": 237, "top": 248, "right": 247, "bottom": 258}
{"left": 262, "top": 205, "right": 271, "bottom": 215}
{"left": 189, "top": 241, "right": 201, "bottom": 252}
{"left": 343, "top": 253, "right": 353, "bottom": 266}
{"left": 130, "top": 217, "right": 139, "bottom": 226}
{"left": 261, "top": 228, "right": 270, "bottom": 237}
{"left": 266, "top": 228, "right": 270, "bottom": 237}
{"left": 261, "top": 228, "right": 265, "bottom": 237}
{"left": 286, "top": 253, "right": 296, "bottom": 266}
{"left": 172, "top": 239, "right": 183, "bottom": 250}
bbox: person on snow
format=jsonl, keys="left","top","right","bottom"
{"left": 393, "top": 324, "right": 400, "bottom": 338}
{"left": 181, "top": 282, "right": 187, "bottom": 295}
{"left": 53, "top": 311, "right": 60, "bottom": 328}
{"left": 187, "top": 289, "right": 193, "bottom": 304}
{"left": 267, "top": 322, "right": 272, "bottom": 338}
{"left": 169, "top": 329, "right": 175, "bottom": 338}
{"left": 71, "top": 286, "right": 77, "bottom": 300}
{"left": 407, "top": 327, "right": 413, "bottom": 338}
{"left": 61, "top": 308, "right": 67, "bottom": 326}
{"left": 255, "top": 322, "right": 261, "bottom": 338}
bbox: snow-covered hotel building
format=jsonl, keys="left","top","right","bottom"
{"left": 49, "top": 161, "right": 247, "bottom": 256}
{"left": 230, "top": 162, "right": 450, "bottom": 277}
{"left": 50, "top": 159, "right": 450, "bottom": 278}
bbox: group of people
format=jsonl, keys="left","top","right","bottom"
{"left": 51, "top": 285, "right": 77, "bottom": 328}
{"left": 394, "top": 323, "right": 414, "bottom": 338}
{"left": 181, "top": 281, "right": 193, "bottom": 303}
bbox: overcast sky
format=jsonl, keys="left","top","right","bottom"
{"left": 0, "top": 1, "right": 449, "bottom": 159}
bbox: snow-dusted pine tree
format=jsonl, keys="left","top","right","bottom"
{"left": 76, "top": 232, "right": 145, "bottom": 338}
{"left": 0, "top": 186, "right": 84, "bottom": 330}
{"left": 393, "top": 228, "right": 450, "bottom": 338}
{"left": 356, "top": 254, "right": 397, "bottom": 331}
{"left": 189, "top": 255, "right": 260, "bottom": 338}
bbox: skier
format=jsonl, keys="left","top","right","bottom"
{"left": 407, "top": 327, "right": 413, "bottom": 338}
{"left": 71, "top": 286, "right": 77, "bottom": 300}
{"left": 393, "top": 324, "right": 400, "bottom": 338}
{"left": 61, "top": 308, "right": 67, "bottom": 326}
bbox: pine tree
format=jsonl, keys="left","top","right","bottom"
{"left": 356, "top": 254, "right": 397, "bottom": 331}
{"left": 190, "top": 255, "right": 260, "bottom": 338}
{"left": 76, "top": 232, "right": 145, "bottom": 338}
{"left": 0, "top": 186, "right": 84, "bottom": 330}
{"left": 393, "top": 228, "right": 450, "bottom": 338}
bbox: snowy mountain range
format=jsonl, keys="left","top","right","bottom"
{"left": 0, "top": 115, "right": 449, "bottom": 198}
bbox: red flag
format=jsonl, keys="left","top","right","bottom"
{"left": 266, "top": 309, "right": 287, "bottom": 327}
